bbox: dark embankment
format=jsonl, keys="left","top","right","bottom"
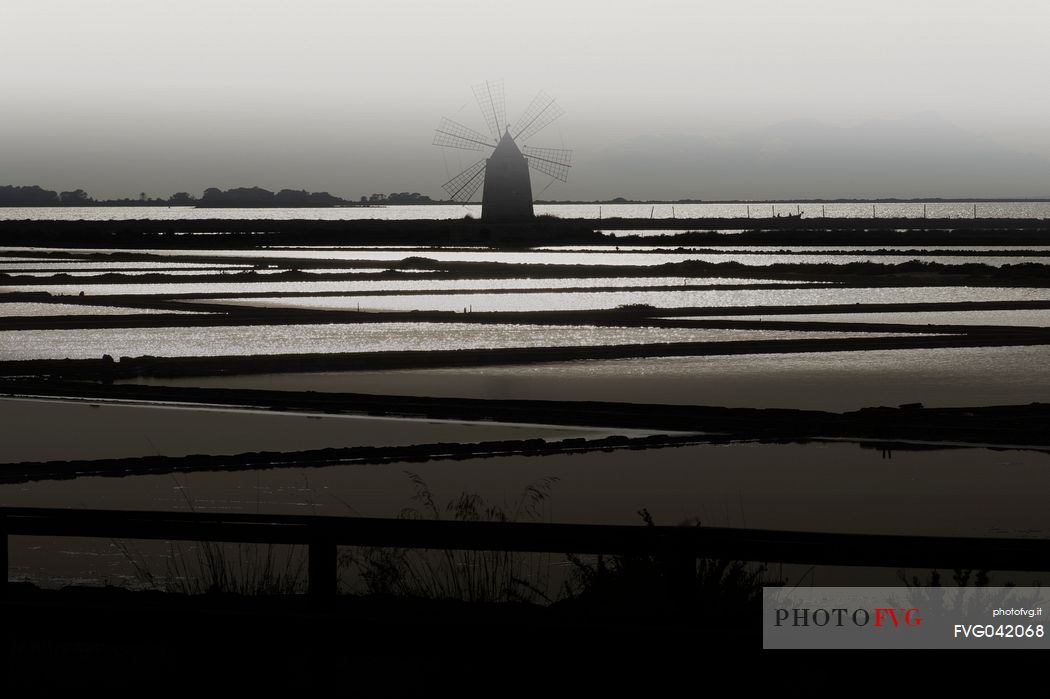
{"left": 5, "top": 259, "right": 1050, "bottom": 290}
{"left": 1, "top": 216, "right": 1049, "bottom": 248}
{"left": 0, "top": 433, "right": 702, "bottom": 483}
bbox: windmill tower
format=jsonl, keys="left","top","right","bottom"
{"left": 433, "top": 81, "right": 572, "bottom": 222}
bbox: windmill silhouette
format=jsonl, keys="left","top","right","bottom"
{"left": 433, "top": 80, "right": 572, "bottom": 222}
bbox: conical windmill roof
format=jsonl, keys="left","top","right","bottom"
{"left": 490, "top": 129, "right": 524, "bottom": 160}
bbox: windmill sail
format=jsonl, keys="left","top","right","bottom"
{"left": 510, "top": 91, "right": 564, "bottom": 142}
{"left": 472, "top": 80, "right": 507, "bottom": 141}
{"left": 433, "top": 117, "right": 494, "bottom": 151}
{"left": 434, "top": 83, "right": 570, "bottom": 217}
{"left": 522, "top": 146, "right": 572, "bottom": 182}
{"left": 441, "top": 160, "right": 487, "bottom": 202}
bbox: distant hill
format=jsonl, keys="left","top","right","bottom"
{"left": 574, "top": 113, "right": 1050, "bottom": 200}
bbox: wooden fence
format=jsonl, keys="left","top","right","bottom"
{"left": 3, "top": 507, "right": 1050, "bottom": 606}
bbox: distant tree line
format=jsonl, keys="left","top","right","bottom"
{"left": 197, "top": 187, "right": 347, "bottom": 207}
{"left": 0, "top": 185, "right": 358, "bottom": 207}
{"left": 360, "top": 192, "right": 435, "bottom": 204}
{"left": 0, "top": 185, "right": 446, "bottom": 207}
{"left": 0, "top": 185, "right": 93, "bottom": 206}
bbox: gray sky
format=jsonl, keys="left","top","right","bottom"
{"left": 3, "top": 1, "right": 1049, "bottom": 200}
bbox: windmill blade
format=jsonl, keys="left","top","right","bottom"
{"left": 441, "top": 160, "right": 486, "bottom": 202}
{"left": 522, "top": 146, "right": 573, "bottom": 182}
{"left": 433, "top": 117, "right": 495, "bottom": 151}
{"left": 472, "top": 80, "right": 506, "bottom": 140}
{"left": 510, "top": 91, "right": 564, "bottom": 142}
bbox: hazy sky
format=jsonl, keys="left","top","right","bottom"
{"left": 3, "top": 1, "right": 1049, "bottom": 200}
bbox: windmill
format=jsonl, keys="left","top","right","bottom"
{"left": 433, "top": 80, "right": 572, "bottom": 222}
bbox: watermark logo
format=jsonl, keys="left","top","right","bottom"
{"left": 764, "top": 587, "right": 1048, "bottom": 649}
{"left": 773, "top": 606, "right": 921, "bottom": 628}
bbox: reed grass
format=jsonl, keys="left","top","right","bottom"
{"left": 114, "top": 535, "right": 307, "bottom": 596}
{"left": 339, "top": 472, "right": 559, "bottom": 604}
{"left": 114, "top": 475, "right": 776, "bottom": 615}
{"left": 562, "top": 509, "right": 777, "bottom": 616}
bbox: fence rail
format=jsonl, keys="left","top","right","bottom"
{"left": 3, "top": 507, "right": 1050, "bottom": 605}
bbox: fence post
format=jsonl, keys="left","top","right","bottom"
{"left": 1, "top": 513, "right": 8, "bottom": 598}
{"left": 308, "top": 532, "right": 337, "bottom": 608}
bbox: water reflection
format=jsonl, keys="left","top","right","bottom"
{"left": 2, "top": 442, "right": 1047, "bottom": 535}
{"left": 1, "top": 276, "right": 815, "bottom": 297}
{"left": 158, "top": 345, "right": 1050, "bottom": 411}
{"left": 678, "top": 309, "right": 1050, "bottom": 327}
{"left": 207, "top": 286, "right": 1050, "bottom": 313}
{"left": 0, "top": 322, "right": 891, "bottom": 361}
{"left": 0, "top": 302, "right": 202, "bottom": 317}
{"left": 0, "top": 397, "right": 611, "bottom": 462}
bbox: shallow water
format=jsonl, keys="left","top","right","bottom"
{"left": 0, "top": 322, "right": 886, "bottom": 361}
{"left": 0, "top": 302, "right": 200, "bottom": 317}
{"left": 679, "top": 309, "right": 1050, "bottom": 327}
{"left": 0, "top": 261, "right": 249, "bottom": 271}
{"left": 5, "top": 206, "right": 1050, "bottom": 591}
{"left": 0, "top": 397, "right": 614, "bottom": 463}
{"left": 205, "top": 286, "right": 1050, "bottom": 313}
{"left": 3, "top": 270, "right": 262, "bottom": 278}
{"left": 2, "top": 442, "right": 1047, "bottom": 535}
{"left": 8, "top": 440, "right": 1047, "bottom": 588}
{"left": 145, "top": 345, "right": 1050, "bottom": 411}
{"left": 0, "top": 276, "right": 818, "bottom": 298}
